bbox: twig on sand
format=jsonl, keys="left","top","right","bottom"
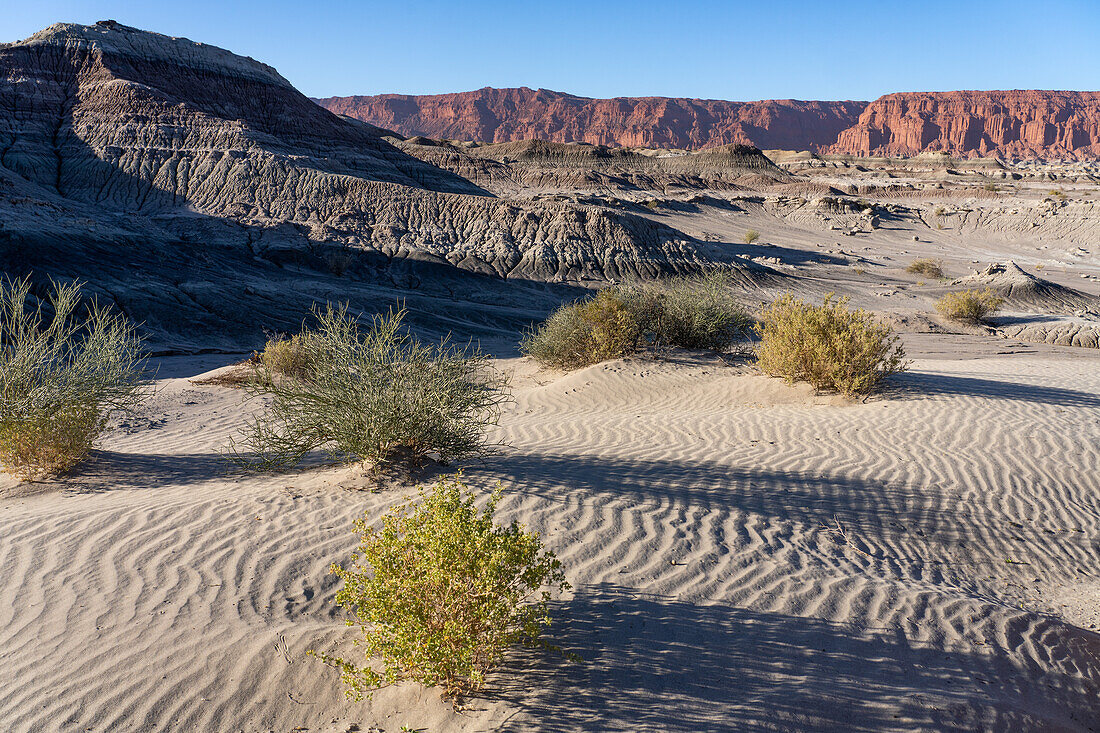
{"left": 828, "top": 516, "right": 877, "bottom": 560}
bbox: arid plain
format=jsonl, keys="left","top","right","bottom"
{"left": 2, "top": 21, "right": 1100, "bottom": 733}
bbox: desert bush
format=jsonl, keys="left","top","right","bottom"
{"left": 0, "top": 277, "right": 146, "bottom": 479}
{"left": 231, "top": 306, "right": 509, "bottom": 470}
{"left": 983, "top": 182, "right": 999, "bottom": 192}
{"left": 755, "top": 293, "right": 908, "bottom": 397}
{"left": 316, "top": 475, "right": 568, "bottom": 699}
{"left": 520, "top": 289, "right": 642, "bottom": 369}
{"left": 743, "top": 229, "right": 760, "bottom": 244}
{"left": 905, "top": 258, "right": 945, "bottom": 279}
{"left": 622, "top": 273, "right": 753, "bottom": 351}
{"left": 932, "top": 206, "right": 945, "bottom": 217}
{"left": 260, "top": 333, "right": 314, "bottom": 379}
{"left": 935, "top": 289, "right": 1004, "bottom": 324}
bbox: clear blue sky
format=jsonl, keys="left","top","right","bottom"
{"left": 4, "top": 1, "right": 1099, "bottom": 101}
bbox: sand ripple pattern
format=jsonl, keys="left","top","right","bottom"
{"left": 1, "top": 357, "right": 1099, "bottom": 731}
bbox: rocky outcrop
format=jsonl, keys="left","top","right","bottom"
{"left": 830, "top": 91, "right": 1100, "bottom": 160}
{"left": 316, "top": 88, "right": 866, "bottom": 151}
{"left": 318, "top": 88, "right": 1100, "bottom": 161}
{"left": 0, "top": 22, "right": 749, "bottom": 348}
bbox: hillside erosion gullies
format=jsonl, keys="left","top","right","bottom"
{"left": 318, "top": 88, "right": 1100, "bottom": 161}
{"left": 315, "top": 88, "right": 867, "bottom": 151}
{"left": 0, "top": 22, "right": 762, "bottom": 349}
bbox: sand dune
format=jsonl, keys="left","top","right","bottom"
{"left": 2, "top": 350, "right": 1099, "bottom": 731}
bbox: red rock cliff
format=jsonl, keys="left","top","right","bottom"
{"left": 828, "top": 90, "right": 1100, "bottom": 160}
{"left": 317, "top": 87, "right": 1100, "bottom": 160}
{"left": 315, "top": 87, "right": 866, "bottom": 151}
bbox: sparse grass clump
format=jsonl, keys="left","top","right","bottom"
{"left": 231, "top": 306, "right": 509, "bottom": 470}
{"left": 743, "top": 229, "right": 760, "bottom": 244}
{"left": 933, "top": 206, "right": 945, "bottom": 217}
{"left": 755, "top": 293, "right": 908, "bottom": 397}
{"left": 260, "top": 333, "right": 314, "bottom": 379}
{"left": 623, "top": 273, "right": 753, "bottom": 351}
{"left": 520, "top": 290, "right": 641, "bottom": 370}
{"left": 906, "top": 258, "right": 945, "bottom": 279}
{"left": 316, "top": 476, "right": 568, "bottom": 700}
{"left": 0, "top": 277, "right": 146, "bottom": 479}
{"left": 983, "top": 182, "right": 999, "bottom": 192}
{"left": 935, "top": 289, "right": 1004, "bottom": 324}
{"left": 522, "top": 274, "right": 753, "bottom": 369}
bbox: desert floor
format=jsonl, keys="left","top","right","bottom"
{"left": 2, "top": 177, "right": 1100, "bottom": 732}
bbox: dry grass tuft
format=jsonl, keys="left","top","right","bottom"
{"left": 906, "top": 258, "right": 945, "bottom": 279}
{"left": 743, "top": 229, "right": 760, "bottom": 244}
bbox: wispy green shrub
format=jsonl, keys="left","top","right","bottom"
{"left": 316, "top": 476, "right": 568, "bottom": 699}
{"left": 231, "top": 306, "right": 509, "bottom": 470}
{"left": 260, "top": 333, "right": 314, "bottom": 379}
{"left": 935, "top": 289, "right": 1004, "bottom": 324}
{"left": 756, "top": 293, "right": 908, "bottom": 397}
{"left": 623, "top": 273, "right": 753, "bottom": 351}
{"left": 743, "top": 229, "right": 760, "bottom": 244}
{"left": 0, "top": 277, "right": 146, "bottom": 479}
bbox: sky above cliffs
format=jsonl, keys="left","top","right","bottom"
{"left": 4, "top": 0, "right": 1099, "bottom": 101}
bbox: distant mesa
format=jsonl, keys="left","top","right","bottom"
{"left": 316, "top": 88, "right": 1100, "bottom": 161}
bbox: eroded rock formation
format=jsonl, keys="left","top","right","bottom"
{"left": 318, "top": 88, "right": 1100, "bottom": 161}
{"left": 316, "top": 88, "right": 866, "bottom": 151}
{"left": 0, "top": 22, "right": 744, "bottom": 348}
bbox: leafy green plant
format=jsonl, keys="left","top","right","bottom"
{"left": 0, "top": 277, "right": 146, "bottom": 479}
{"left": 520, "top": 289, "right": 642, "bottom": 369}
{"left": 935, "top": 289, "right": 1004, "bottom": 324}
{"left": 905, "top": 258, "right": 945, "bottom": 279}
{"left": 743, "top": 229, "right": 760, "bottom": 244}
{"left": 316, "top": 476, "right": 569, "bottom": 699}
{"left": 755, "top": 293, "right": 908, "bottom": 397}
{"left": 230, "top": 306, "right": 509, "bottom": 470}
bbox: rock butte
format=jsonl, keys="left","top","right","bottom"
{"left": 317, "top": 88, "right": 1100, "bottom": 161}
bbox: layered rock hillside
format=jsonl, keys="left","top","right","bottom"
{"left": 316, "top": 88, "right": 866, "bottom": 151}
{"left": 829, "top": 91, "right": 1100, "bottom": 160}
{"left": 319, "top": 88, "right": 1100, "bottom": 161}
{"left": 0, "top": 22, "right": 727, "bottom": 348}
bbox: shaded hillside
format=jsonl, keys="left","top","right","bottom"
{"left": 0, "top": 22, "right": 736, "bottom": 349}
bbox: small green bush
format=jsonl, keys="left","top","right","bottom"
{"left": 231, "top": 306, "right": 509, "bottom": 470}
{"left": 317, "top": 476, "right": 568, "bottom": 699}
{"left": 935, "top": 289, "right": 1004, "bottom": 324}
{"left": 0, "top": 277, "right": 146, "bottom": 479}
{"left": 905, "top": 258, "right": 945, "bottom": 279}
{"left": 622, "top": 273, "right": 753, "bottom": 351}
{"left": 743, "top": 229, "right": 760, "bottom": 244}
{"left": 520, "top": 289, "right": 641, "bottom": 369}
{"left": 755, "top": 293, "right": 908, "bottom": 397}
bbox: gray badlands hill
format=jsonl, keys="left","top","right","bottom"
{"left": 0, "top": 21, "right": 761, "bottom": 350}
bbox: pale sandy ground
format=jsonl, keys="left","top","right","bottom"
{"left": 1, "top": 343, "right": 1099, "bottom": 732}
{"left": 3, "top": 178, "right": 1100, "bottom": 732}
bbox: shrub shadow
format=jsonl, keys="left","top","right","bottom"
{"left": 486, "top": 586, "right": 1098, "bottom": 732}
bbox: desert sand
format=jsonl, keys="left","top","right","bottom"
{"left": 3, "top": 21, "right": 1100, "bottom": 733}
{"left": 2, "top": 330, "right": 1099, "bottom": 731}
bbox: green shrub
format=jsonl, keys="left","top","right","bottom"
{"left": 230, "top": 306, "right": 509, "bottom": 470}
{"left": 622, "top": 273, "right": 753, "bottom": 351}
{"left": 0, "top": 277, "right": 146, "bottom": 479}
{"left": 743, "top": 229, "right": 760, "bottom": 244}
{"left": 317, "top": 476, "right": 568, "bottom": 699}
{"left": 905, "top": 258, "right": 945, "bottom": 279}
{"left": 755, "top": 293, "right": 908, "bottom": 397}
{"left": 935, "top": 289, "right": 1004, "bottom": 324}
{"left": 520, "top": 289, "right": 641, "bottom": 369}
